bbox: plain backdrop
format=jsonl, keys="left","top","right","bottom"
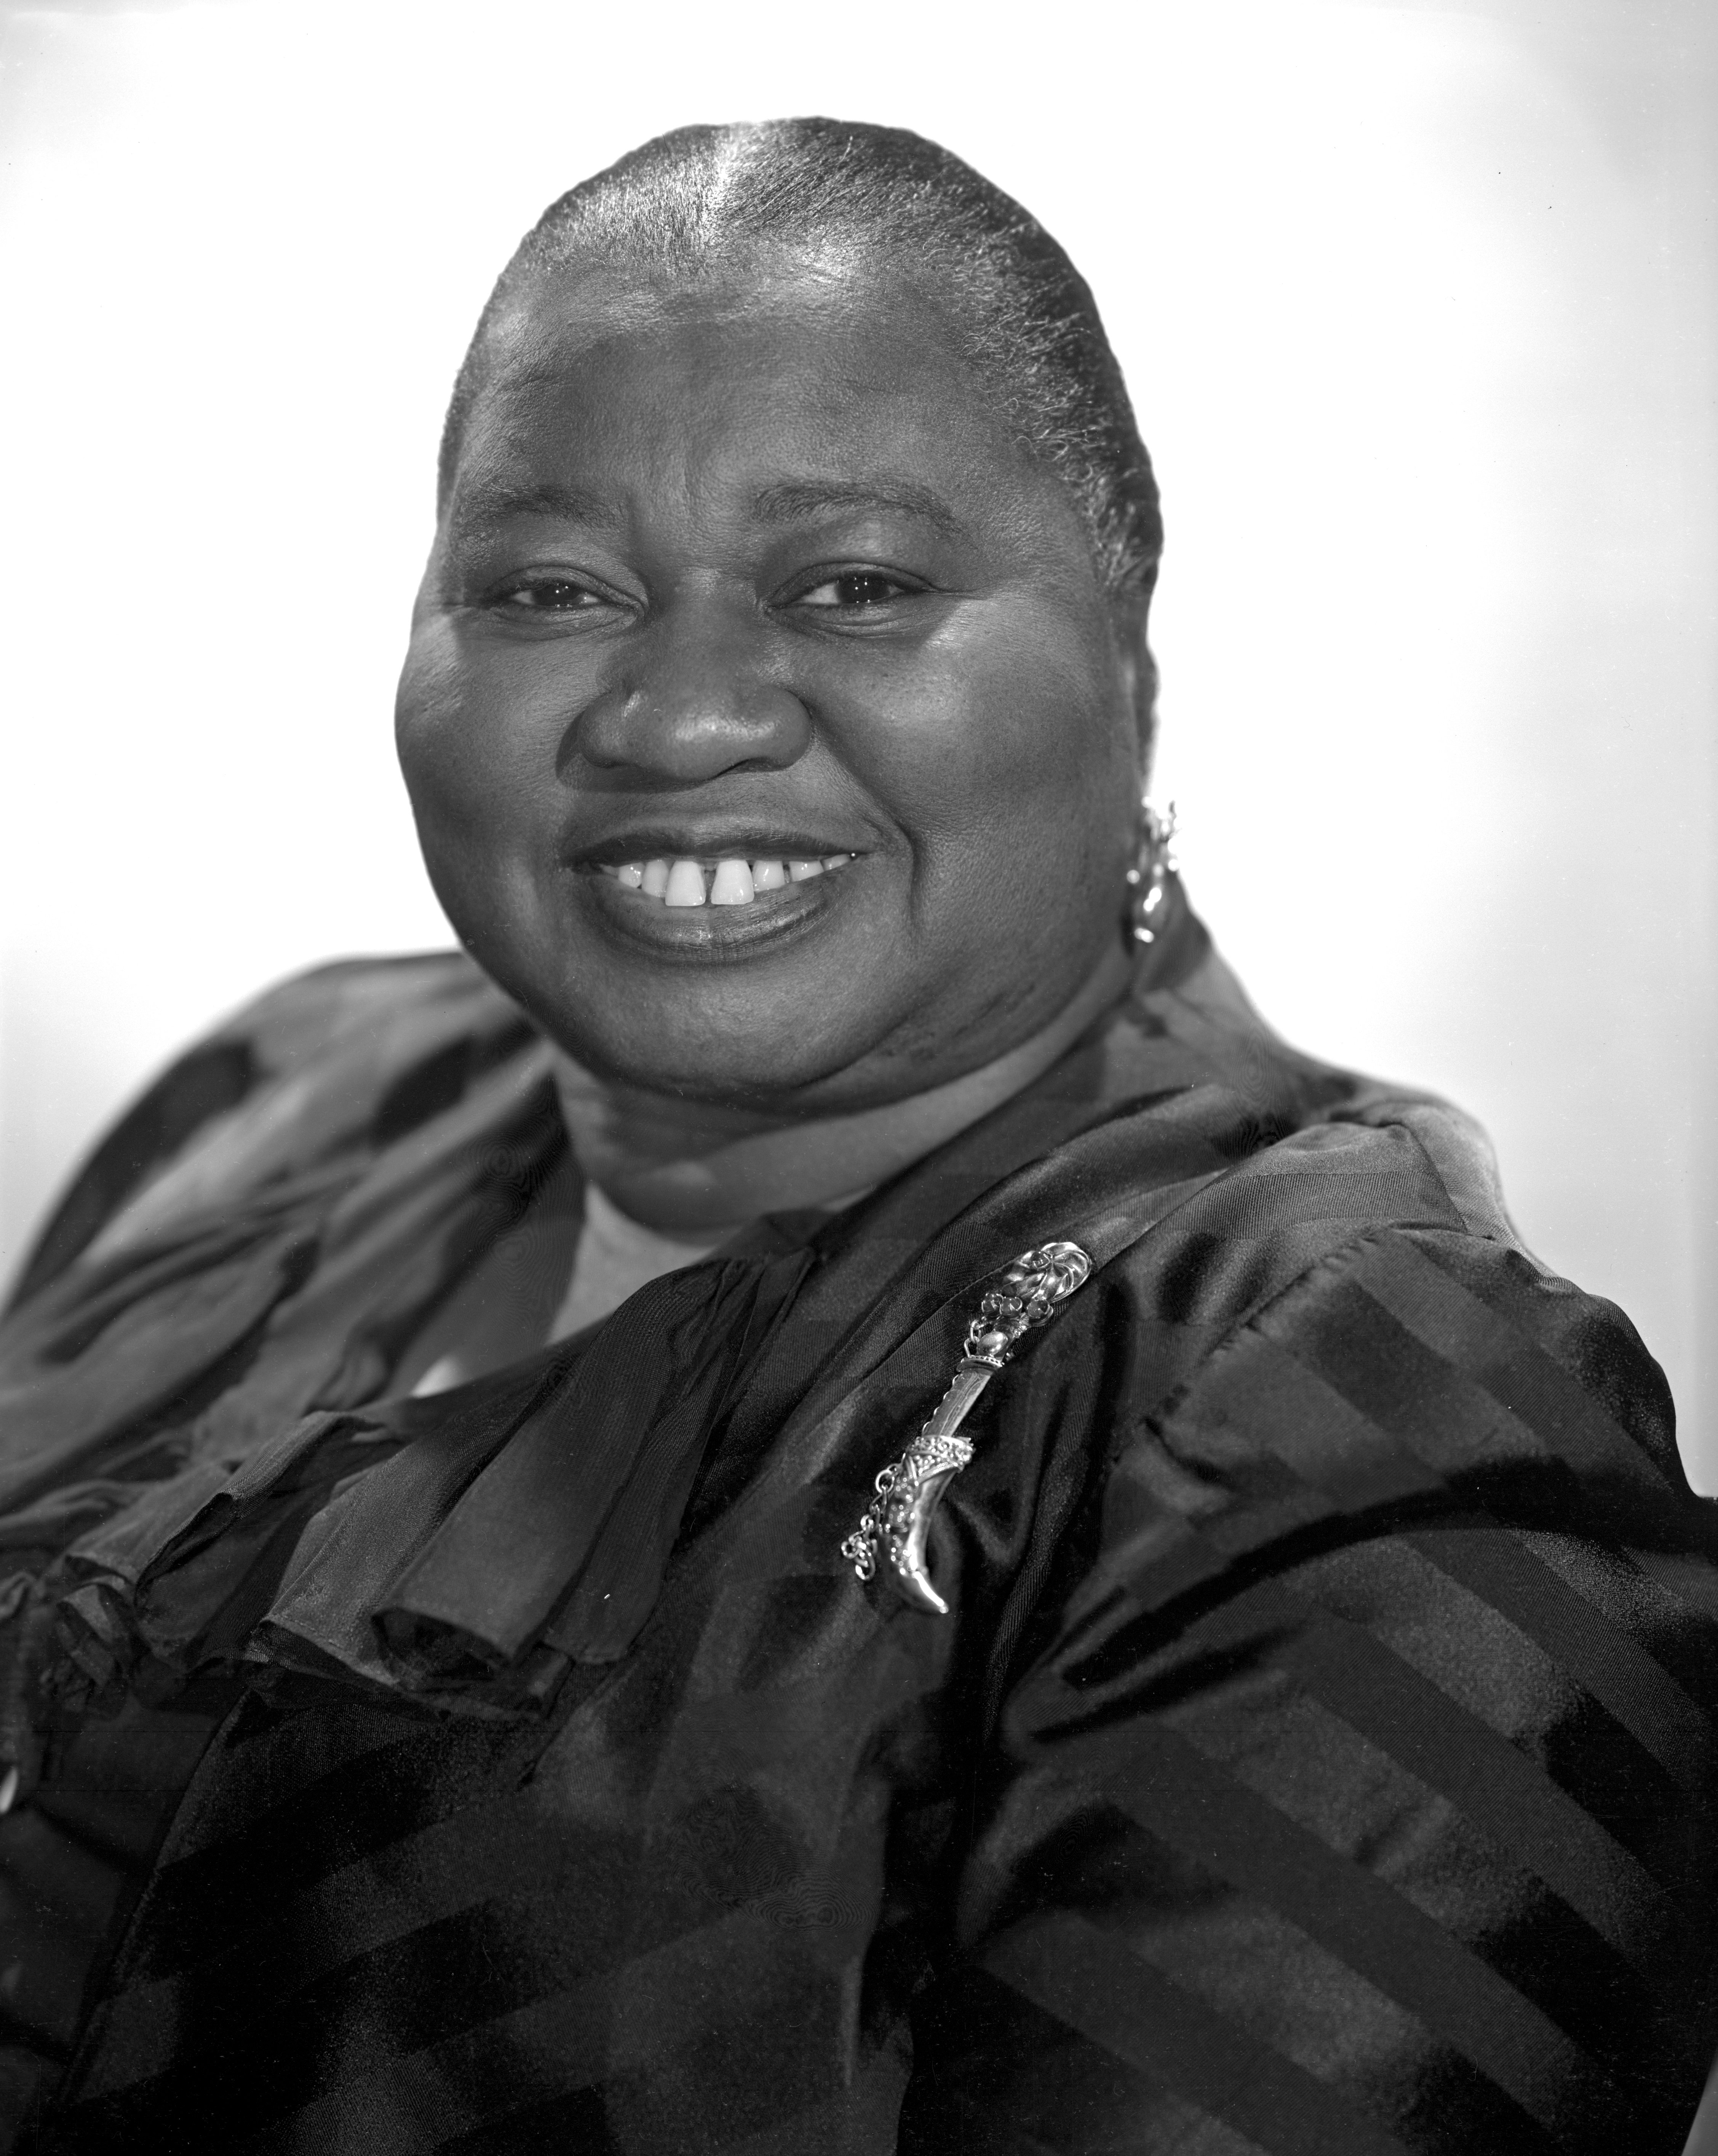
{"left": 2, "top": 0, "right": 1713, "bottom": 1486}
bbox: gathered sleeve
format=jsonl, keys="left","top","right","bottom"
{"left": 899, "top": 1227, "right": 1718, "bottom": 2155}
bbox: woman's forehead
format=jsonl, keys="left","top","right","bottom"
{"left": 444, "top": 269, "right": 1070, "bottom": 538}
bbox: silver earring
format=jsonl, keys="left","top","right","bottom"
{"left": 1127, "top": 798, "right": 1177, "bottom": 943}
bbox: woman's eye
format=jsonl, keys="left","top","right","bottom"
{"left": 491, "top": 577, "right": 607, "bottom": 614}
{"left": 794, "top": 571, "right": 912, "bottom": 611}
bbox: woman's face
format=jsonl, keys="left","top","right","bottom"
{"left": 397, "top": 262, "right": 1147, "bottom": 1112}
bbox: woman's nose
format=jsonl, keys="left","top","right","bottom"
{"left": 569, "top": 600, "right": 812, "bottom": 783}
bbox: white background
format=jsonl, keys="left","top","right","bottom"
{"left": 2, "top": 0, "right": 1713, "bottom": 1484}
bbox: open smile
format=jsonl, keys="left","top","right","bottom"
{"left": 597, "top": 850, "right": 857, "bottom": 909}
{"left": 576, "top": 849, "right": 863, "bottom": 956}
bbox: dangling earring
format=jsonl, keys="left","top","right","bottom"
{"left": 1127, "top": 798, "right": 1178, "bottom": 943}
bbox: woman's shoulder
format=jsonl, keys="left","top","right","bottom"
{"left": 8, "top": 950, "right": 533, "bottom": 1310}
{"left": 1095, "top": 1068, "right": 1693, "bottom": 1509}
{"left": 1063, "top": 973, "right": 1707, "bottom": 1565}
{"left": 1116, "top": 1209, "right": 1688, "bottom": 1507}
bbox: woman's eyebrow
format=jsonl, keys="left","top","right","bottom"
{"left": 450, "top": 480, "right": 623, "bottom": 534}
{"left": 750, "top": 479, "right": 963, "bottom": 535}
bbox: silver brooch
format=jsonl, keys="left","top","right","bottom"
{"left": 840, "top": 1240, "right": 1093, "bottom": 1614}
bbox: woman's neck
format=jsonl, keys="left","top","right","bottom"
{"left": 552, "top": 939, "right": 1133, "bottom": 1234}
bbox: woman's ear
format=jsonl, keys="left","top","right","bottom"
{"left": 1110, "top": 593, "right": 1159, "bottom": 785}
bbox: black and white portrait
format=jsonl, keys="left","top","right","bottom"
{"left": 1, "top": 4, "right": 1713, "bottom": 2150}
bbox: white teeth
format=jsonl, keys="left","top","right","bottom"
{"left": 664, "top": 859, "right": 708, "bottom": 907}
{"left": 709, "top": 858, "right": 755, "bottom": 906}
{"left": 606, "top": 851, "right": 855, "bottom": 907}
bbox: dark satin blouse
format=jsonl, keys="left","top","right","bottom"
{"left": 0, "top": 890, "right": 1714, "bottom": 2153}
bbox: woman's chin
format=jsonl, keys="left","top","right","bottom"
{"left": 525, "top": 903, "right": 909, "bottom": 1109}
{"left": 564, "top": 1021, "right": 888, "bottom": 1112}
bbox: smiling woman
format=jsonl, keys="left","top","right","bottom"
{"left": 1, "top": 118, "right": 1715, "bottom": 2156}
{"left": 408, "top": 281, "right": 1135, "bottom": 1116}
{"left": 403, "top": 127, "right": 1152, "bottom": 1155}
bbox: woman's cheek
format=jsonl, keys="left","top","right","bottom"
{"left": 399, "top": 638, "right": 531, "bottom": 842}
{"left": 838, "top": 618, "right": 1059, "bottom": 825}
{"left": 396, "top": 627, "right": 473, "bottom": 792}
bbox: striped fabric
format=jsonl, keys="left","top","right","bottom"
{"left": 2, "top": 893, "right": 1715, "bottom": 2150}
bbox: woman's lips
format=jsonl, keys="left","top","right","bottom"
{"left": 599, "top": 851, "right": 857, "bottom": 910}
{"left": 575, "top": 850, "right": 860, "bottom": 954}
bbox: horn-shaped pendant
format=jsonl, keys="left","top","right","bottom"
{"left": 840, "top": 1240, "right": 1092, "bottom": 1614}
